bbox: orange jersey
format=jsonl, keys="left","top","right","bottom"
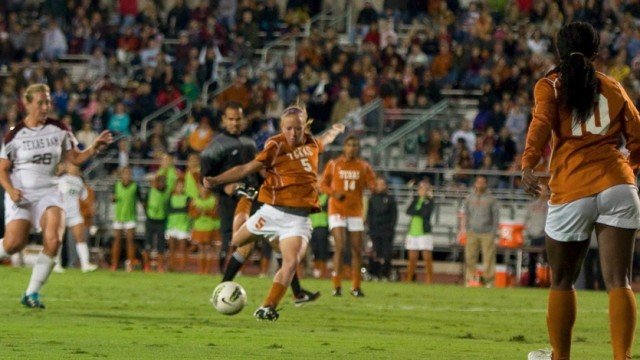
{"left": 255, "top": 133, "right": 324, "bottom": 210}
{"left": 522, "top": 71, "right": 640, "bottom": 204}
{"left": 320, "top": 156, "right": 376, "bottom": 216}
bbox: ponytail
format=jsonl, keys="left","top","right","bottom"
{"left": 555, "top": 22, "right": 600, "bottom": 123}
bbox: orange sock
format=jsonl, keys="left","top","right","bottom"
{"left": 263, "top": 282, "right": 287, "bottom": 308}
{"left": 406, "top": 260, "right": 416, "bottom": 282}
{"left": 547, "top": 289, "right": 576, "bottom": 360}
{"left": 609, "top": 287, "right": 636, "bottom": 360}
{"left": 332, "top": 274, "right": 341, "bottom": 289}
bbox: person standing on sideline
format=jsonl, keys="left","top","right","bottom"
{"left": 310, "top": 192, "right": 330, "bottom": 278}
{"left": 523, "top": 184, "right": 549, "bottom": 287}
{"left": 0, "top": 83, "right": 112, "bottom": 308}
{"left": 200, "top": 101, "right": 258, "bottom": 272}
{"left": 166, "top": 178, "right": 192, "bottom": 272}
{"left": 204, "top": 105, "right": 345, "bottom": 320}
{"left": 461, "top": 175, "right": 499, "bottom": 287}
{"left": 404, "top": 179, "right": 435, "bottom": 284}
{"left": 111, "top": 166, "right": 142, "bottom": 272}
{"left": 189, "top": 185, "right": 219, "bottom": 275}
{"left": 523, "top": 22, "right": 640, "bottom": 360}
{"left": 366, "top": 177, "right": 398, "bottom": 281}
{"left": 321, "top": 136, "right": 376, "bottom": 297}
{"left": 142, "top": 173, "right": 171, "bottom": 272}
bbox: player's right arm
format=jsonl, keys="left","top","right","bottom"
{"left": 0, "top": 157, "right": 21, "bottom": 203}
{"left": 203, "top": 160, "right": 265, "bottom": 189}
{"left": 521, "top": 78, "right": 556, "bottom": 196}
{"left": 619, "top": 83, "right": 640, "bottom": 169}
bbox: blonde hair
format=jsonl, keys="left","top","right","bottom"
{"left": 281, "top": 101, "right": 313, "bottom": 130}
{"left": 23, "top": 83, "right": 50, "bottom": 103}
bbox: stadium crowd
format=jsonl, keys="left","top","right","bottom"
{"left": 0, "top": 1, "right": 639, "bottom": 278}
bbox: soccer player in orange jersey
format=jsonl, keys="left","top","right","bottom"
{"left": 522, "top": 22, "right": 640, "bottom": 360}
{"left": 204, "top": 105, "right": 344, "bottom": 320}
{"left": 320, "top": 136, "right": 376, "bottom": 297}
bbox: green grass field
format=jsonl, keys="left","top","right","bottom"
{"left": 0, "top": 266, "right": 633, "bottom": 359}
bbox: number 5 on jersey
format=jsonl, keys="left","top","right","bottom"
{"left": 300, "top": 158, "right": 312, "bottom": 172}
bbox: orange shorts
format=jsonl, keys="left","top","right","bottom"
{"left": 235, "top": 197, "right": 253, "bottom": 217}
{"left": 191, "top": 230, "right": 220, "bottom": 245}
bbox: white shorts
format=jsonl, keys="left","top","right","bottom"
{"left": 546, "top": 184, "right": 640, "bottom": 242}
{"left": 328, "top": 215, "right": 365, "bottom": 231}
{"left": 65, "top": 206, "right": 84, "bottom": 228}
{"left": 245, "top": 204, "right": 312, "bottom": 243}
{"left": 405, "top": 234, "right": 434, "bottom": 251}
{"left": 113, "top": 221, "right": 137, "bottom": 230}
{"left": 4, "top": 188, "right": 64, "bottom": 231}
{"left": 165, "top": 229, "right": 190, "bottom": 240}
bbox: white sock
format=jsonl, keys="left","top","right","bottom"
{"left": 232, "top": 251, "right": 245, "bottom": 263}
{"left": 76, "top": 242, "right": 90, "bottom": 268}
{"left": 25, "top": 252, "right": 55, "bottom": 295}
{"left": 54, "top": 246, "right": 62, "bottom": 267}
{"left": 0, "top": 238, "right": 9, "bottom": 260}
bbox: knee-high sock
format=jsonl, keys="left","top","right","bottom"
{"left": 0, "top": 238, "right": 9, "bottom": 260}
{"left": 54, "top": 246, "right": 63, "bottom": 267}
{"left": 277, "top": 257, "right": 302, "bottom": 296}
{"left": 76, "top": 242, "right": 91, "bottom": 269}
{"left": 222, "top": 252, "right": 245, "bottom": 282}
{"left": 263, "top": 282, "right": 287, "bottom": 308}
{"left": 26, "top": 252, "right": 55, "bottom": 295}
{"left": 609, "top": 287, "right": 636, "bottom": 360}
{"left": 547, "top": 289, "right": 576, "bottom": 360}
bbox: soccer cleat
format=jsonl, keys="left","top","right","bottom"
{"left": 332, "top": 287, "right": 342, "bottom": 297}
{"left": 21, "top": 293, "right": 45, "bottom": 309}
{"left": 53, "top": 264, "right": 65, "bottom": 273}
{"left": 527, "top": 349, "right": 552, "bottom": 360}
{"left": 294, "top": 289, "right": 321, "bottom": 307}
{"left": 234, "top": 185, "right": 258, "bottom": 200}
{"left": 253, "top": 306, "right": 279, "bottom": 321}
{"left": 82, "top": 263, "right": 99, "bottom": 273}
{"left": 350, "top": 288, "right": 365, "bottom": 297}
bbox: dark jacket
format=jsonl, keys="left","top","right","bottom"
{"left": 367, "top": 191, "right": 398, "bottom": 236}
{"left": 406, "top": 196, "right": 434, "bottom": 233}
{"left": 200, "top": 130, "right": 258, "bottom": 194}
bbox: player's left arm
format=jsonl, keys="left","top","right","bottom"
{"left": 620, "top": 84, "right": 640, "bottom": 168}
{"left": 317, "top": 124, "right": 346, "bottom": 146}
{"left": 66, "top": 130, "right": 113, "bottom": 165}
{"left": 365, "top": 163, "right": 376, "bottom": 191}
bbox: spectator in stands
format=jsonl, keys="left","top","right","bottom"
{"left": 219, "top": 75, "right": 251, "bottom": 109}
{"left": 42, "top": 19, "right": 67, "bottom": 60}
{"left": 167, "top": 0, "right": 192, "bottom": 37}
{"left": 461, "top": 176, "right": 499, "bottom": 287}
{"left": 330, "top": 88, "right": 359, "bottom": 125}
{"left": 188, "top": 116, "right": 215, "bottom": 152}
{"left": 356, "top": 1, "right": 379, "bottom": 36}
{"left": 259, "top": 0, "right": 280, "bottom": 40}
{"left": 218, "top": 0, "right": 238, "bottom": 30}
{"left": 108, "top": 101, "right": 132, "bottom": 137}
{"left": 76, "top": 120, "right": 98, "bottom": 149}
{"left": 451, "top": 120, "right": 476, "bottom": 153}
{"left": 523, "top": 184, "right": 549, "bottom": 287}
{"left": 493, "top": 126, "right": 517, "bottom": 170}
{"left": 366, "top": 177, "right": 398, "bottom": 281}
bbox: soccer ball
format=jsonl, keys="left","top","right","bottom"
{"left": 210, "top": 281, "right": 247, "bottom": 315}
